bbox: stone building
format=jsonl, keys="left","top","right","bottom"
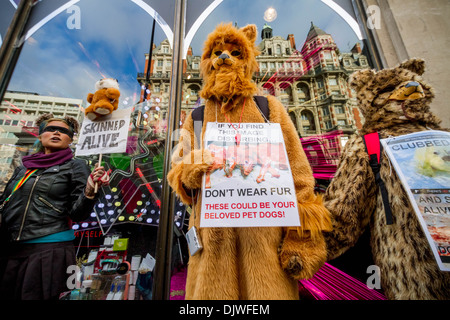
{"left": 137, "top": 23, "right": 369, "bottom": 138}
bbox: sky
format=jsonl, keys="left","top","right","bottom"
{"left": 6, "top": 0, "right": 361, "bottom": 109}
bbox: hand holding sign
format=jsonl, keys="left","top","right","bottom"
{"left": 85, "top": 162, "right": 110, "bottom": 198}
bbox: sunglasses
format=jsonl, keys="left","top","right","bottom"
{"left": 42, "top": 125, "right": 74, "bottom": 138}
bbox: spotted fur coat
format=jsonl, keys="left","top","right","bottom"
{"left": 324, "top": 59, "right": 450, "bottom": 299}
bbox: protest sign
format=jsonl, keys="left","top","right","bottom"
{"left": 200, "top": 122, "right": 300, "bottom": 228}
{"left": 381, "top": 130, "right": 450, "bottom": 271}
{"left": 75, "top": 108, "right": 132, "bottom": 156}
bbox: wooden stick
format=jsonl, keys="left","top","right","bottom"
{"left": 94, "top": 153, "right": 102, "bottom": 193}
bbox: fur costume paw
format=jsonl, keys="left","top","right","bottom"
{"left": 279, "top": 194, "right": 331, "bottom": 280}
{"left": 279, "top": 230, "right": 327, "bottom": 280}
{"left": 85, "top": 78, "right": 120, "bottom": 120}
{"left": 180, "top": 149, "right": 214, "bottom": 190}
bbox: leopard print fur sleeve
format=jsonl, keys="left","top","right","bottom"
{"left": 323, "top": 135, "right": 378, "bottom": 260}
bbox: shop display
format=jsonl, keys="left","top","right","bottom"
{"left": 64, "top": 235, "right": 156, "bottom": 300}
{"left": 73, "top": 103, "right": 186, "bottom": 234}
{"left": 167, "top": 23, "right": 331, "bottom": 299}
{"left": 323, "top": 58, "right": 450, "bottom": 299}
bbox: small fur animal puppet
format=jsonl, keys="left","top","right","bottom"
{"left": 323, "top": 58, "right": 450, "bottom": 299}
{"left": 85, "top": 78, "right": 120, "bottom": 120}
{"left": 167, "top": 23, "right": 331, "bottom": 300}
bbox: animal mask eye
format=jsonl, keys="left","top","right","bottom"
{"left": 378, "top": 84, "right": 397, "bottom": 94}
{"left": 214, "top": 50, "right": 222, "bottom": 56}
{"left": 231, "top": 50, "right": 241, "bottom": 57}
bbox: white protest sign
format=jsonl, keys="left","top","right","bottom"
{"left": 381, "top": 130, "right": 450, "bottom": 271}
{"left": 200, "top": 122, "right": 300, "bottom": 228}
{"left": 75, "top": 108, "right": 132, "bottom": 156}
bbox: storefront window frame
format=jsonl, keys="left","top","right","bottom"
{"left": 0, "top": 0, "right": 386, "bottom": 300}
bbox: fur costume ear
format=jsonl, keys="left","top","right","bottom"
{"left": 240, "top": 24, "right": 257, "bottom": 44}
{"left": 349, "top": 68, "right": 375, "bottom": 92}
{"left": 398, "top": 58, "right": 425, "bottom": 76}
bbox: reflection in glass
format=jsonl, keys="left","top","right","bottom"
{"left": 0, "top": 0, "right": 377, "bottom": 300}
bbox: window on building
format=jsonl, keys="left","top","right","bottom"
{"left": 157, "top": 60, "right": 163, "bottom": 67}
{"left": 325, "top": 121, "right": 332, "bottom": 129}
{"left": 154, "top": 85, "right": 160, "bottom": 93}
{"left": 260, "top": 62, "right": 267, "bottom": 69}
{"left": 322, "top": 106, "right": 330, "bottom": 116}
{"left": 337, "top": 119, "right": 347, "bottom": 126}
{"left": 280, "top": 97, "right": 289, "bottom": 104}
{"left": 300, "top": 110, "right": 316, "bottom": 131}
{"left": 162, "top": 46, "right": 169, "bottom": 53}
{"left": 335, "top": 105, "right": 345, "bottom": 114}
{"left": 296, "top": 84, "right": 310, "bottom": 102}
{"left": 269, "top": 62, "right": 275, "bottom": 70}
{"left": 317, "top": 80, "right": 324, "bottom": 88}
{"left": 329, "top": 78, "right": 338, "bottom": 86}
{"left": 323, "top": 51, "right": 332, "bottom": 60}
{"left": 275, "top": 45, "right": 281, "bottom": 55}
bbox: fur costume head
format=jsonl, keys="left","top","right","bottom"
{"left": 85, "top": 78, "right": 120, "bottom": 120}
{"left": 349, "top": 58, "right": 441, "bottom": 134}
{"left": 199, "top": 23, "right": 260, "bottom": 113}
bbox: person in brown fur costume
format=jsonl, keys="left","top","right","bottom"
{"left": 323, "top": 58, "right": 450, "bottom": 299}
{"left": 167, "top": 23, "right": 331, "bottom": 300}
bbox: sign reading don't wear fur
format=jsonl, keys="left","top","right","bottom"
{"left": 200, "top": 122, "right": 300, "bottom": 228}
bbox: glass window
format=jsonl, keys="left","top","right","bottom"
{"left": 335, "top": 105, "right": 345, "bottom": 114}
{"left": 0, "top": 0, "right": 377, "bottom": 301}
{"left": 329, "top": 78, "right": 338, "bottom": 86}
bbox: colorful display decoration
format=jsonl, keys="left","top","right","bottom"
{"left": 73, "top": 101, "right": 186, "bottom": 235}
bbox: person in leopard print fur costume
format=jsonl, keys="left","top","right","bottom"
{"left": 323, "top": 58, "right": 450, "bottom": 299}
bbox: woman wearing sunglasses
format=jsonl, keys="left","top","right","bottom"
{"left": 0, "top": 113, "right": 109, "bottom": 300}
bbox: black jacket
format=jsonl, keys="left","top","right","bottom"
{"left": 0, "top": 158, "right": 97, "bottom": 242}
